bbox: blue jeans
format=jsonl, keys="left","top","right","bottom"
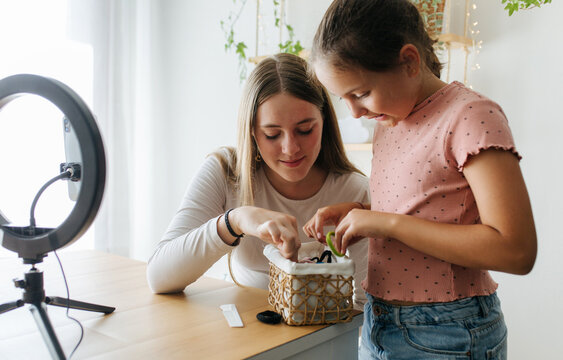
{"left": 359, "top": 293, "right": 507, "bottom": 359}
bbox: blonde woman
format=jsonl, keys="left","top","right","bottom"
{"left": 147, "top": 53, "right": 369, "bottom": 307}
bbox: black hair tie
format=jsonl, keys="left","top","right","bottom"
{"left": 318, "top": 250, "right": 333, "bottom": 263}
{"left": 257, "top": 310, "right": 282, "bottom": 324}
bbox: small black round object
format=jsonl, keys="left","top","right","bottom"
{"left": 257, "top": 310, "right": 282, "bottom": 324}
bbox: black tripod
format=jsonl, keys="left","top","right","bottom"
{"left": 0, "top": 261, "right": 115, "bottom": 359}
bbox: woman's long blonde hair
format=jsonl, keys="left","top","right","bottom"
{"left": 212, "top": 53, "right": 361, "bottom": 205}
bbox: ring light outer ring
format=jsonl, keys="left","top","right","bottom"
{"left": 0, "top": 74, "right": 106, "bottom": 262}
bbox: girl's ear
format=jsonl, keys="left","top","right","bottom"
{"left": 399, "top": 44, "right": 421, "bottom": 78}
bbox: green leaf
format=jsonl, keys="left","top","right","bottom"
{"left": 502, "top": 0, "right": 552, "bottom": 15}
{"left": 221, "top": 0, "right": 304, "bottom": 82}
{"left": 235, "top": 42, "right": 247, "bottom": 59}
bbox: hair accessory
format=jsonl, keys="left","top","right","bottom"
{"left": 319, "top": 250, "right": 333, "bottom": 263}
{"left": 256, "top": 310, "right": 282, "bottom": 324}
{"left": 224, "top": 208, "right": 244, "bottom": 246}
{"left": 326, "top": 231, "right": 344, "bottom": 257}
{"left": 310, "top": 250, "right": 333, "bottom": 264}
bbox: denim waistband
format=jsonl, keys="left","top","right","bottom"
{"left": 367, "top": 292, "right": 499, "bottom": 326}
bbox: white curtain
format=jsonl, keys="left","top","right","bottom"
{"left": 70, "top": 0, "right": 161, "bottom": 259}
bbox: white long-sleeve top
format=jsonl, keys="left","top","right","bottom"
{"left": 146, "top": 152, "right": 370, "bottom": 306}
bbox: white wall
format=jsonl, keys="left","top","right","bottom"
{"left": 149, "top": 0, "right": 244, "bottom": 243}
{"left": 470, "top": 2, "right": 563, "bottom": 359}
{"left": 151, "top": 1, "right": 562, "bottom": 358}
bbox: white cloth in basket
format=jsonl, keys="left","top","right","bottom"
{"left": 263, "top": 242, "right": 355, "bottom": 276}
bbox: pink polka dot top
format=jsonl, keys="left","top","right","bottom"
{"left": 362, "top": 81, "right": 520, "bottom": 302}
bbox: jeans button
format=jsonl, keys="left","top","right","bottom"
{"left": 373, "top": 305, "right": 383, "bottom": 316}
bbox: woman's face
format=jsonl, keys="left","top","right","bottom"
{"left": 314, "top": 60, "right": 419, "bottom": 128}
{"left": 254, "top": 92, "right": 324, "bottom": 190}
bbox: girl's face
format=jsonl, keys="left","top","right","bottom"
{"left": 314, "top": 61, "right": 420, "bottom": 128}
{"left": 254, "top": 92, "right": 324, "bottom": 191}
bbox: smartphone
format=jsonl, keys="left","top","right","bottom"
{"left": 63, "top": 116, "right": 82, "bottom": 201}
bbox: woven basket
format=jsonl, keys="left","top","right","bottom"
{"left": 264, "top": 243, "right": 354, "bottom": 326}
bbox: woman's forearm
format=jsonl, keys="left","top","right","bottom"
{"left": 147, "top": 218, "right": 232, "bottom": 293}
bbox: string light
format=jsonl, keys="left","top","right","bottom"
{"left": 442, "top": 0, "right": 479, "bottom": 87}
{"left": 436, "top": 0, "right": 480, "bottom": 86}
{"left": 467, "top": 0, "right": 481, "bottom": 88}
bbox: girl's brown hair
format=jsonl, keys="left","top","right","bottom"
{"left": 311, "top": 0, "right": 442, "bottom": 78}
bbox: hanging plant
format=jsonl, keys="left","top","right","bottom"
{"left": 272, "top": 0, "right": 303, "bottom": 55}
{"left": 220, "top": 0, "right": 303, "bottom": 83}
{"left": 220, "top": 0, "right": 249, "bottom": 82}
{"left": 501, "top": 0, "right": 552, "bottom": 16}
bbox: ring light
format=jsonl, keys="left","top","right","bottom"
{"left": 0, "top": 74, "right": 113, "bottom": 360}
{"left": 0, "top": 74, "right": 106, "bottom": 263}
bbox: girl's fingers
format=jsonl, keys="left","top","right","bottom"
{"left": 334, "top": 220, "right": 350, "bottom": 254}
{"left": 333, "top": 231, "right": 343, "bottom": 254}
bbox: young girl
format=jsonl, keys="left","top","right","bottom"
{"left": 146, "top": 53, "right": 369, "bottom": 308}
{"left": 303, "top": 0, "right": 537, "bottom": 358}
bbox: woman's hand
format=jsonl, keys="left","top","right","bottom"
{"left": 221, "top": 206, "right": 301, "bottom": 262}
{"left": 302, "top": 202, "right": 365, "bottom": 242}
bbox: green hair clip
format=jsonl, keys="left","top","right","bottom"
{"left": 326, "top": 231, "right": 345, "bottom": 257}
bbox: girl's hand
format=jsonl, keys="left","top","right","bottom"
{"left": 303, "top": 202, "right": 364, "bottom": 242}
{"left": 225, "top": 206, "right": 301, "bottom": 262}
{"left": 331, "top": 208, "right": 388, "bottom": 255}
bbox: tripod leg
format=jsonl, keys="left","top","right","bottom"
{"left": 0, "top": 299, "right": 24, "bottom": 314}
{"left": 29, "top": 302, "right": 66, "bottom": 360}
{"left": 46, "top": 296, "right": 115, "bottom": 314}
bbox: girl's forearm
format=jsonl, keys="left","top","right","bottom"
{"left": 383, "top": 213, "right": 536, "bottom": 275}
